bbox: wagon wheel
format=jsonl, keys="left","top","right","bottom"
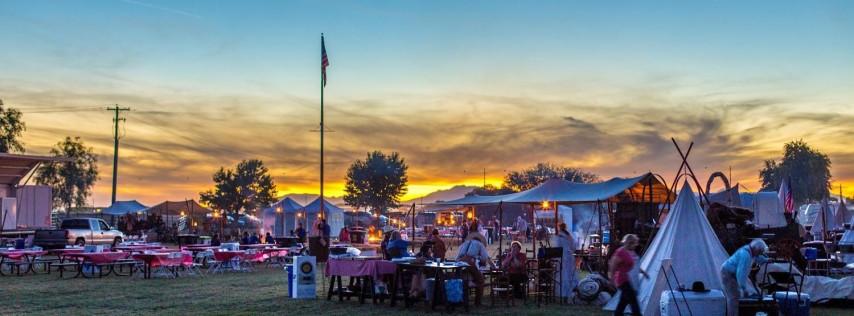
{"left": 774, "top": 238, "right": 800, "bottom": 259}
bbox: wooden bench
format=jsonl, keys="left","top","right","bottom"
{"left": 54, "top": 261, "right": 81, "bottom": 278}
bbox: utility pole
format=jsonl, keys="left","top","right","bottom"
{"left": 107, "top": 105, "right": 130, "bottom": 205}
{"left": 483, "top": 168, "right": 486, "bottom": 187}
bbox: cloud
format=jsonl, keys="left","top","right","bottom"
{"left": 5, "top": 84, "right": 854, "bottom": 205}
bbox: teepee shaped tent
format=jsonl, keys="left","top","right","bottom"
{"left": 606, "top": 182, "right": 729, "bottom": 315}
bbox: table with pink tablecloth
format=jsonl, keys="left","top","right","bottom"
{"left": 213, "top": 250, "right": 245, "bottom": 262}
{"left": 63, "top": 252, "right": 130, "bottom": 264}
{"left": 325, "top": 258, "right": 397, "bottom": 280}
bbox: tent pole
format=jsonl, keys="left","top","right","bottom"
{"left": 498, "top": 201, "right": 504, "bottom": 256}
{"left": 411, "top": 203, "right": 416, "bottom": 253}
{"left": 531, "top": 204, "right": 536, "bottom": 259}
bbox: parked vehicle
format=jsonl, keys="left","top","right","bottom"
{"left": 34, "top": 218, "right": 125, "bottom": 249}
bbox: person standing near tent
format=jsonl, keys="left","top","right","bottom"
{"left": 720, "top": 239, "right": 768, "bottom": 316}
{"left": 609, "top": 234, "right": 644, "bottom": 316}
{"left": 556, "top": 222, "right": 578, "bottom": 302}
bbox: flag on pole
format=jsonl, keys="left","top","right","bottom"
{"left": 321, "top": 35, "right": 329, "bottom": 86}
{"left": 778, "top": 177, "right": 794, "bottom": 216}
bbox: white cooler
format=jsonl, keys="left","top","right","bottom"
{"left": 660, "top": 289, "right": 726, "bottom": 316}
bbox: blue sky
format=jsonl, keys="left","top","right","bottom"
{"left": 1, "top": 1, "right": 853, "bottom": 204}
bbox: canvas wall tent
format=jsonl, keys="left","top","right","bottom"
{"left": 605, "top": 183, "right": 729, "bottom": 315}
{"left": 836, "top": 201, "right": 851, "bottom": 229}
{"left": 101, "top": 200, "right": 148, "bottom": 216}
{"left": 708, "top": 185, "right": 742, "bottom": 208}
{"left": 262, "top": 197, "right": 303, "bottom": 236}
{"left": 811, "top": 200, "right": 837, "bottom": 239}
{"left": 750, "top": 192, "right": 788, "bottom": 229}
{"left": 300, "top": 198, "right": 345, "bottom": 238}
{"left": 145, "top": 200, "right": 213, "bottom": 228}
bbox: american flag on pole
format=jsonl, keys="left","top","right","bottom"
{"left": 321, "top": 35, "right": 329, "bottom": 86}
{"left": 778, "top": 177, "right": 794, "bottom": 216}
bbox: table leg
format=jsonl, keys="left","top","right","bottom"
{"left": 337, "top": 276, "right": 344, "bottom": 301}
{"left": 357, "top": 276, "right": 365, "bottom": 304}
{"left": 390, "top": 267, "right": 401, "bottom": 307}
{"left": 327, "top": 274, "right": 336, "bottom": 300}
{"left": 432, "top": 268, "right": 441, "bottom": 311}
{"left": 461, "top": 268, "right": 469, "bottom": 312}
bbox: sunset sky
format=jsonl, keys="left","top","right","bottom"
{"left": 1, "top": 1, "right": 853, "bottom": 206}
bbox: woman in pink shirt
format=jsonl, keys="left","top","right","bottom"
{"left": 608, "top": 234, "right": 644, "bottom": 316}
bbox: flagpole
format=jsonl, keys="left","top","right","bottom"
{"left": 320, "top": 33, "right": 325, "bottom": 220}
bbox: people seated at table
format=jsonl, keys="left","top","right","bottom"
{"left": 211, "top": 234, "right": 222, "bottom": 247}
{"left": 265, "top": 232, "right": 275, "bottom": 244}
{"left": 249, "top": 233, "right": 260, "bottom": 244}
{"left": 430, "top": 229, "right": 446, "bottom": 260}
{"left": 241, "top": 232, "right": 251, "bottom": 244}
{"left": 501, "top": 241, "right": 528, "bottom": 299}
{"left": 409, "top": 240, "right": 435, "bottom": 298}
{"left": 294, "top": 223, "right": 307, "bottom": 243}
{"left": 456, "top": 223, "right": 497, "bottom": 306}
{"left": 386, "top": 231, "right": 410, "bottom": 259}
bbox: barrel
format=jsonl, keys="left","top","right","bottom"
{"left": 803, "top": 247, "right": 818, "bottom": 261}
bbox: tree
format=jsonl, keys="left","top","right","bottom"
{"left": 35, "top": 137, "right": 98, "bottom": 210}
{"left": 760, "top": 140, "right": 831, "bottom": 204}
{"left": 466, "top": 184, "right": 515, "bottom": 196}
{"left": 503, "top": 162, "right": 599, "bottom": 192}
{"left": 343, "top": 151, "right": 408, "bottom": 214}
{"left": 0, "top": 100, "right": 26, "bottom": 153}
{"left": 199, "top": 159, "right": 277, "bottom": 217}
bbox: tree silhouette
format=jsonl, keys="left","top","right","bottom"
{"left": 344, "top": 151, "right": 408, "bottom": 215}
{"left": 760, "top": 140, "right": 831, "bottom": 204}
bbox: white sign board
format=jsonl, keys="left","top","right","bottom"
{"left": 291, "top": 256, "right": 316, "bottom": 299}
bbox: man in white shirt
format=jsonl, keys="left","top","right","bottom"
{"left": 455, "top": 223, "right": 497, "bottom": 306}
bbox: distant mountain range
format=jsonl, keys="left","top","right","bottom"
{"left": 402, "top": 185, "right": 478, "bottom": 205}
{"left": 278, "top": 185, "right": 477, "bottom": 209}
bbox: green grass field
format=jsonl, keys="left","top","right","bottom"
{"left": 1, "top": 265, "right": 604, "bottom": 316}
{"left": 1, "top": 264, "right": 852, "bottom": 316}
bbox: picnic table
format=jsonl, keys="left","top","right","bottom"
{"left": 114, "top": 244, "right": 164, "bottom": 253}
{"left": 209, "top": 250, "right": 247, "bottom": 273}
{"left": 132, "top": 252, "right": 192, "bottom": 279}
{"left": 325, "top": 257, "right": 396, "bottom": 304}
{"left": 60, "top": 252, "right": 132, "bottom": 278}
{"left": 0, "top": 249, "right": 48, "bottom": 276}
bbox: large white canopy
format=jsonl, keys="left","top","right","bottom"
{"left": 606, "top": 182, "right": 729, "bottom": 315}
{"left": 439, "top": 173, "right": 672, "bottom": 205}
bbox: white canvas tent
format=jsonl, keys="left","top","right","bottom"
{"left": 752, "top": 192, "right": 788, "bottom": 229}
{"left": 811, "top": 199, "right": 837, "bottom": 239}
{"left": 606, "top": 182, "right": 729, "bottom": 315}
{"left": 835, "top": 201, "right": 851, "bottom": 230}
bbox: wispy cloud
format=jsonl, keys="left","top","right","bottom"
{"left": 119, "top": 0, "right": 201, "bottom": 19}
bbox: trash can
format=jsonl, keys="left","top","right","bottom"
{"left": 285, "top": 264, "right": 294, "bottom": 295}
{"left": 425, "top": 278, "right": 436, "bottom": 302}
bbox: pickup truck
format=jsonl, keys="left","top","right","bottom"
{"left": 34, "top": 218, "right": 125, "bottom": 249}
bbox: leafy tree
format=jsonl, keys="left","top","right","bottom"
{"left": 344, "top": 151, "right": 408, "bottom": 214}
{"left": 0, "top": 100, "right": 26, "bottom": 153}
{"left": 503, "top": 162, "right": 599, "bottom": 192}
{"left": 35, "top": 137, "right": 98, "bottom": 210}
{"left": 200, "top": 159, "right": 277, "bottom": 217}
{"left": 466, "top": 184, "right": 515, "bottom": 196}
{"left": 760, "top": 140, "right": 831, "bottom": 204}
